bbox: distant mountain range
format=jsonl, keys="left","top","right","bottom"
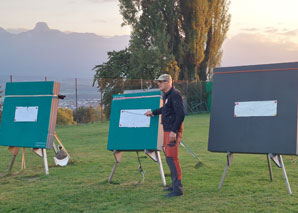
{"left": 0, "top": 22, "right": 130, "bottom": 80}
{"left": 2, "top": 22, "right": 297, "bottom": 85}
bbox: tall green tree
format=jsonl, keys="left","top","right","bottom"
{"left": 198, "top": 0, "right": 231, "bottom": 80}
{"left": 179, "top": 0, "right": 210, "bottom": 80}
{"left": 119, "top": 0, "right": 182, "bottom": 81}
{"left": 119, "top": 0, "right": 230, "bottom": 81}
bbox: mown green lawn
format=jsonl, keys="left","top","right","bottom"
{"left": 1, "top": 114, "right": 298, "bottom": 212}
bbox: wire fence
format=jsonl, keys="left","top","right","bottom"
{"left": 0, "top": 75, "right": 100, "bottom": 109}
{"left": 0, "top": 76, "right": 213, "bottom": 122}
{"left": 94, "top": 78, "right": 213, "bottom": 116}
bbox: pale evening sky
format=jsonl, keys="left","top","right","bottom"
{"left": 1, "top": 0, "right": 298, "bottom": 66}
{"left": 0, "top": 0, "right": 297, "bottom": 37}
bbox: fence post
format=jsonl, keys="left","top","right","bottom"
{"left": 10, "top": 75, "right": 12, "bottom": 82}
{"left": 199, "top": 81, "right": 203, "bottom": 111}
{"left": 75, "top": 78, "right": 78, "bottom": 122}
{"left": 100, "top": 78, "right": 103, "bottom": 122}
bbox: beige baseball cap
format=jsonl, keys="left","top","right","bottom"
{"left": 156, "top": 74, "right": 172, "bottom": 82}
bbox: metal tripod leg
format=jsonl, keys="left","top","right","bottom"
{"left": 42, "top": 149, "right": 49, "bottom": 175}
{"left": 219, "top": 152, "right": 233, "bottom": 190}
{"left": 144, "top": 150, "right": 166, "bottom": 186}
{"left": 278, "top": 155, "right": 292, "bottom": 194}
{"left": 156, "top": 151, "right": 166, "bottom": 186}
{"left": 267, "top": 154, "right": 273, "bottom": 181}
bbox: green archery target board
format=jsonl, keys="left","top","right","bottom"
{"left": 107, "top": 91, "right": 163, "bottom": 151}
{"left": 0, "top": 81, "right": 60, "bottom": 149}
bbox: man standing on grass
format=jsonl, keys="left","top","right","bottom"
{"left": 145, "top": 74, "right": 185, "bottom": 198}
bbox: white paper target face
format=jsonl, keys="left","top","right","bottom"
{"left": 234, "top": 100, "right": 277, "bottom": 117}
{"left": 14, "top": 106, "right": 39, "bottom": 122}
{"left": 119, "top": 109, "right": 151, "bottom": 128}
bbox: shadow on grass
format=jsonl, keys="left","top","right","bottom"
{"left": 0, "top": 170, "right": 26, "bottom": 178}
{"left": 99, "top": 180, "right": 120, "bottom": 185}
{"left": 0, "top": 170, "right": 43, "bottom": 183}
{"left": 120, "top": 181, "right": 144, "bottom": 186}
{"left": 194, "top": 161, "right": 203, "bottom": 169}
{"left": 0, "top": 172, "right": 10, "bottom": 178}
{"left": 18, "top": 174, "right": 42, "bottom": 182}
{"left": 98, "top": 179, "right": 145, "bottom": 187}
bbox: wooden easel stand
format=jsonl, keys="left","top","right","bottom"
{"left": 8, "top": 147, "right": 20, "bottom": 173}
{"left": 21, "top": 148, "right": 26, "bottom": 170}
{"left": 6, "top": 133, "right": 69, "bottom": 175}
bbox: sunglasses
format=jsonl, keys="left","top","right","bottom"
{"left": 158, "top": 80, "right": 167, "bottom": 83}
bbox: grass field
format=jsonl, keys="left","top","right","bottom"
{"left": 1, "top": 113, "right": 298, "bottom": 212}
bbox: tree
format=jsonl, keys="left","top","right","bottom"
{"left": 179, "top": 0, "right": 211, "bottom": 80}
{"left": 119, "top": 0, "right": 230, "bottom": 81}
{"left": 119, "top": 0, "right": 182, "bottom": 81}
{"left": 93, "top": 49, "right": 131, "bottom": 119}
{"left": 93, "top": 0, "right": 230, "bottom": 118}
{"left": 198, "top": 0, "right": 231, "bottom": 81}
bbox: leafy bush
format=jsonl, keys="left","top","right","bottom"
{"left": 93, "top": 105, "right": 105, "bottom": 122}
{"left": 56, "top": 108, "right": 76, "bottom": 125}
{"left": 74, "top": 106, "right": 105, "bottom": 123}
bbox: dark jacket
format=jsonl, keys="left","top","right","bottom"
{"left": 152, "top": 87, "right": 184, "bottom": 133}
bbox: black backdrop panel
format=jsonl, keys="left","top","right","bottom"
{"left": 208, "top": 62, "right": 298, "bottom": 155}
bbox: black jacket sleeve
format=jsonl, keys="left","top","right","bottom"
{"left": 171, "top": 92, "right": 185, "bottom": 133}
{"left": 152, "top": 107, "right": 163, "bottom": 116}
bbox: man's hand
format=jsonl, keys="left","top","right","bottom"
{"left": 145, "top": 110, "right": 153, "bottom": 116}
{"left": 169, "top": 131, "right": 177, "bottom": 142}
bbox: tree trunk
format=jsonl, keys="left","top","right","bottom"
{"left": 198, "top": 27, "right": 212, "bottom": 81}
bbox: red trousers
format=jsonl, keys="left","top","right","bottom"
{"left": 163, "top": 130, "right": 183, "bottom": 193}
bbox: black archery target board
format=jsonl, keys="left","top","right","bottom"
{"left": 208, "top": 61, "right": 298, "bottom": 155}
